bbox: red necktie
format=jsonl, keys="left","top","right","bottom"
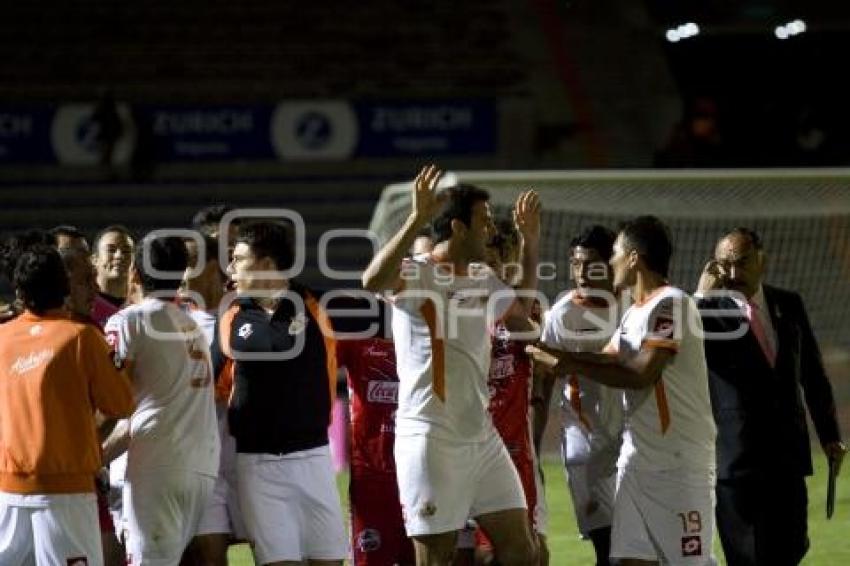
{"left": 747, "top": 301, "right": 776, "bottom": 367}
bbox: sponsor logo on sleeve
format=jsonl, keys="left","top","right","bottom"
{"left": 288, "top": 312, "right": 308, "bottom": 335}
{"left": 681, "top": 535, "right": 702, "bottom": 557}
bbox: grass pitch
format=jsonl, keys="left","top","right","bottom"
{"left": 228, "top": 455, "right": 850, "bottom": 564}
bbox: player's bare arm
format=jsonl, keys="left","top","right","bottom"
{"left": 362, "top": 164, "right": 444, "bottom": 293}
{"left": 526, "top": 343, "right": 674, "bottom": 389}
{"left": 101, "top": 419, "right": 130, "bottom": 464}
{"left": 502, "top": 190, "right": 541, "bottom": 328}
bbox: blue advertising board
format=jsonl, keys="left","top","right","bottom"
{"left": 140, "top": 105, "right": 276, "bottom": 161}
{"left": 355, "top": 99, "right": 497, "bottom": 157}
{"left": 0, "top": 107, "right": 55, "bottom": 163}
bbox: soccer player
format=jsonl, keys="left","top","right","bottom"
{"left": 539, "top": 225, "right": 622, "bottom": 566}
{"left": 181, "top": 233, "right": 246, "bottom": 566}
{"left": 215, "top": 221, "right": 347, "bottom": 566}
{"left": 332, "top": 294, "right": 415, "bottom": 566}
{"left": 50, "top": 224, "right": 90, "bottom": 253}
{"left": 529, "top": 216, "right": 717, "bottom": 566}
{"left": 58, "top": 245, "right": 128, "bottom": 566}
{"left": 91, "top": 225, "right": 134, "bottom": 326}
{"left": 0, "top": 245, "right": 135, "bottom": 566}
{"left": 478, "top": 218, "right": 545, "bottom": 564}
{"left": 362, "top": 164, "right": 541, "bottom": 566}
{"left": 89, "top": 226, "right": 135, "bottom": 542}
{"left": 103, "top": 236, "right": 220, "bottom": 565}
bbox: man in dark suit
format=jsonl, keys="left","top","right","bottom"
{"left": 697, "top": 227, "right": 845, "bottom": 566}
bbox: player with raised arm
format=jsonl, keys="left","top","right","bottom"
{"left": 540, "top": 225, "right": 622, "bottom": 566}
{"left": 529, "top": 216, "right": 717, "bottom": 566}
{"left": 475, "top": 217, "right": 546, "bottom": 564}
{"left": 362, "top": 164, "right": 541, "bottom": 566}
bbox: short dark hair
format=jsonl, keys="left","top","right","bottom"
{"left": 14, "top": 245, "right": 69, "bottom": 314}
{"left": 134, "top": 235, "right": 188, "bottom": 293}
{"left": 184, "top": 233, "right": 219, "bottom": 266}
{"left": 570, "top": 225, "right": 616, "bottom": 262}
{"left": 49, "top": 225, "right": 88, "bottom": 244}
{"left": 725, "top": 227, "right": 763, "bottom": 251}
{"left": 192, "top": 204, "right": 235, "bottom": 236}
{"left": 430, "top": 184, "right": 490, "bottom": 243}
{"left": 236, "top": 221, "right": 294, "bottom": 271}
{"left": 93, "top": 225, "right": 134, "bottom": 252}
{"left": 619, "top": 216, "right": 673, "bottom": 278}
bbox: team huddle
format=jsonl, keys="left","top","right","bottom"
{"left": 0, "top": 164, "right": 844, "bottom": 566}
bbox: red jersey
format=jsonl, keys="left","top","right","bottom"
{"left": 337, "top": 337, "right": 399, "bottom": 476}
{"left": 487, "top": 324, "right": 537, "bottom": 522}
{"left": 488, "top": 325, "right": 533, "bottom": 455}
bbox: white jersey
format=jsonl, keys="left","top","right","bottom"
{"left": 187, "top": 307, "right": 216, "bottom": 346}
{"left": 541, "top": 291, "right": 623, "bottom": 462}
{"left": 105, "top": 298, "right": 220, "bottom": 478}
{"left": 610, "top": 286, "right": 716, "bottom": 471}
{"left": 390, "top": 255, "right": 514, "bottom": 442}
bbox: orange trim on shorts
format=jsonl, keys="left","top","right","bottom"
{"left": 655, "top": 379, "right": 671, "bottom": 434}
{"left": 420, "top": 298, "right": 446, "bottom": 401}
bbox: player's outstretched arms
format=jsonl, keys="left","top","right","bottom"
{"left": 362, "top": 164, "right": 444, "bottom": 293}
{"left": 526, "top": 343, "right": 672, "bottom": 390}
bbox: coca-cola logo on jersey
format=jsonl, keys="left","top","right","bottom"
{"left": 367, "top": 380, "right": 399, "bottom": 404}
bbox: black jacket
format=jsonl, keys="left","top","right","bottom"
{"left": 698, "top": 284, "right": 841, "bottom": 480}
{"left": 212, "top": 283, "right": 336, "bottom": 455}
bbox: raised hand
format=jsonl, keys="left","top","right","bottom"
{"left": 696, "top": 259, "right": 726, "bottom": 294}
{"left": 411, "top": 164, "right": 444, "bottom": 224}
{"left": 513, "top": 190, "right": 541, "bottom": 243}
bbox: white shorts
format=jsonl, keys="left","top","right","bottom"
{"left": 108, "top": 452, "right": 128, "bottom": 536}
{"left": 611, "top": 467, "right": 716, "bottom": 565}
{"left": 563, "top": 462, "right": 616, "bottom": 536}
{"left": 124, "top": 470, "right": 215, "bottom": 566}
{"left": 236, "top": 445, "right": 348, "bottom": 564}
{"left": 394, "top": 432, "right": 527, "bottom": 537}
{"left": 195, "top": 420, "right": 246, "bottom": 539}
{"left": 0, "top": 492, "right": 102, "bottom": 566}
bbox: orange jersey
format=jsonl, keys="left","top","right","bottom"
{"left": 0, "top": 310, "right": 135, "bottom": 494}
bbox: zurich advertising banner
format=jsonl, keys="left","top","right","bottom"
{"left": 0, "top": 99, "right": 497, "bottom": 165}
{"left": 355, "top": 99, "right": 497, "bottom": 157}
{"left": 0, "top": 107, "right": 55, "bottom": 163}
{"left": 271, "top": 99, "right": 497, "bottom": 160}
{"left": 140, "top": 105, "right": 276, "bottom": 161}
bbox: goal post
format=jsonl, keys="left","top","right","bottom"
{"left": 368, "top": 168, "right": 850, "bottom": 355}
